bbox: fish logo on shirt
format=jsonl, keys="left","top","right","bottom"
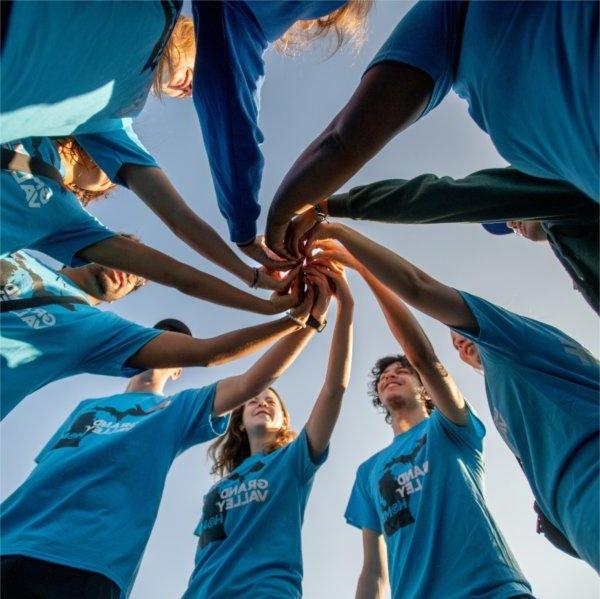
{"left": 378, "top": 434, "right": 428, "bottom": 536}
{"left": 51, "top": 401, "right": 172, "bottom": 449}
{"left": 197, "top": 461, "right": 267, "bottom": 550}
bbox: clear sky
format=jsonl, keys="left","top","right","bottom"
{"left": 1, "top": 2, "right": 598, "bottom": 598}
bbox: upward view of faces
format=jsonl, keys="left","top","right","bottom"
{"left": 242, "top": 389, "right": 286, "bottom": 434}
{"left": 376, "top": 361, "right": 423, "bottom": 413}
{"left": 80, "top": 264, "right": 146, "bottom": 302}
{"left": 450, "top": 332, "right": 482, "bottom": 370}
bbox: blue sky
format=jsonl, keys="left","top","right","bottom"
{"left": 1, "top": 2, "right": 598, "bottom": 597}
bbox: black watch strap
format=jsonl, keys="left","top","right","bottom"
{"left": 314, "top": 202, "right": 328, "bottom": 222}
{"left": 307, "top": 314, "right": 327, "bottom": 332}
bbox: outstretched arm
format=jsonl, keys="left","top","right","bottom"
{"left": 213, "top": 281, "right": 331, "bottom": 416}
{"left": 121, "top": 166, "right": 291, "bottom": 288}
{"left": 304, "top": 266, "right": 354, "bottom": 459}
{"left": 316, "top": 245, "right": 467, "bottom": 424}
{"left": 126, "top": 291, "right": 314, "bottom": 371}
{"left": 266, "top": 62, "right": 433, "bottom": 258}
{"left": 308, "top": 223, "right": 477, "bottom": 331}
{"left": 77, "top": 234, "right": 299, "bottom": 315}
{"left": 356, "top": 529, "right": 388, "bottom": 599}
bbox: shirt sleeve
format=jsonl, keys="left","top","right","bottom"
{"left": 452, "top": 291, "right": 600, "bottom": 383}
{"left": 327, "top": 168, "right": 596, "bottom": 224}
{"left": 429, "top": 403, "right": 485, "bottom": 454}
{"left": 191, "top": 0, "right": 266, "bottom": 243}
{"left": 75, "top": 118, "right": 159, "bottom": 187}
{"left": 285, "top": 427, "right": 329, "bottom": 482}
{"left": 173, "top": 383, "right": 231, "bottom": 452}
{"left": 30, "top": 189, "right": 116, "bottom": 266}
{"left": 345, "top": 463, "right": 382, "bottom": 533}
{"left": 366, "top": 0, "right": 467, "bottom": 119}
{"left": 81, "top": 313, "right": 163, "bottom": 378}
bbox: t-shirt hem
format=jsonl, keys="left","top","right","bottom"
{"left": 0, "top": 546, "right": 127, "bottom": 595}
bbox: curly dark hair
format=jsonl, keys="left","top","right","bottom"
{"left": 368, "top": 354, "right": 434, "bottom": 424}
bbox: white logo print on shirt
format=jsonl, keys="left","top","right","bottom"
{"left": 12, "top": 170, "right": 53, "bottom": 208}
{"left": 12, "top": 308, "right": 56, "bottom": 329}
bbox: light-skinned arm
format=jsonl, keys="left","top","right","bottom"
{"left": 303, "top": 264, "right": 354, "bottom": 459}
{"left": 213, "top": 279, "right": 332, "bottom": 416}
{"left": 356, "top": 529, "right": 389, "bottom": 599}
{"left": 120, "top": 165, "right": 294, "bottom": 287}
{"left": 78, "top": 234, "right": 300, "bottom": 315}
{"left": 266, "top": 62, "right": 433, "bottom": 258}
{"left": 126, "top": 286, "right": 315, "bottom": 370}
{"left": 313, "top": 242, "right": 468, "bottom": 425}
{"left": 307, "top": 223, "right": 477, "bottom": 331}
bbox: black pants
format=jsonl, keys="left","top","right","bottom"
{"left": 1, "top": 555, "right": 120, "bottom": 599}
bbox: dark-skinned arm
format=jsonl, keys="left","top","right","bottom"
{"left": 266, "top": 62, "right": 433, "bottom": 258}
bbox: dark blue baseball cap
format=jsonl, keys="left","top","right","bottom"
{"left": 481, "top": 223, "right": 513, "bottom": 235}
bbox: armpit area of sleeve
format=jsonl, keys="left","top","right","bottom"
{"left": 344, "top": 512, "right": 382, "bottom": 534}
{"left": 365, "top": 52, "right": 450, "bottom": 119}
{"left": 52, "top": 229, "right": 117, "bottom": 268}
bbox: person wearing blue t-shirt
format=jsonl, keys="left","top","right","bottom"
{"left": 0, "top": 251, "right": 317, "bottom": 420}
{"left": 191, "top": 0, "right": 373, "bottom": 267}
{"left": 266, "top": 0, "right": 599, "bottom": 258}
{"left": 0, "top": 308, "right": 323, "bottom": 597}
{"left": 308, "top": 222, "right": 600, "bottom": 572}
{"left": 184, "top": 264, "right": 354, "bottom": 598}
{"left": 1, "top": 137, "right": 301, "bottom": 314}
{"left": 305, "top": 245, "right": 531, "bottom": 598}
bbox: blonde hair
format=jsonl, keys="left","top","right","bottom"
{"left": 275, "top": 0, "right": 373, "bottom": 56}
{"left": 208, "top": 388, "right": 297, "bottom": 477}
{"left": 54, "top": 138, "right": 116, "bottom": 207}
{"left": 152, "top": 16, "right": 195, "bottom": 97}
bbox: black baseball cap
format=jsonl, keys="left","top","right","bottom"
{"left": 153, "top": 318, "right": 192, "bottom": 337}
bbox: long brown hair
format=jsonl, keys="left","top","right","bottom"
{"left": 275, "top": 0, "right": 373, "bottom": 56}
{"left": 152, "top": 16, "right": 195, "bottom": 97}
{"left": 208, "top": 388, "right": 297, "bottom": 477}
{"left": 54, "top": 138, "right": 116, "bottom": 206}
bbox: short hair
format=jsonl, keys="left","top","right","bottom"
{"left": 153, "top": 318, "right": 192, "bottom": 336}
{"left": 368, "top": 354, "right": 434, "bottom": 424}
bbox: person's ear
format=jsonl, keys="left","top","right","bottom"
{"left": 171, "top": 368, "right": 183, "bottom": 381}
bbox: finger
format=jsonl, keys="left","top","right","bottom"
{"left": 279, "top": 264, "right": 303, "bottom": 292}
{"left": 269, "top": 225, "right": 298, "bottom": 261}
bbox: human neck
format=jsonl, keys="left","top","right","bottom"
{"left": 247, "top": 429, "right": 278, "bottom": 456}
{"left": 59, "top": 268, "right": 100, "bottom": 306}
{"left": 126, "top": 371, "right": 168, "bottom": 395}
{"left": 390, "top": 405, "right": 429, "bottom": 436}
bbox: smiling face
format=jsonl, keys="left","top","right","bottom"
{"left": 450, "top": 332, "right": 482, "bottom": 370}
{"left": 376, "top": 361, "right": 423, "bottom": 413}
{"left": 82, "top": 264, "right": 145, "bottom": 302}
{"left": 242, "top": 389, "right": 286, "bottom": 435}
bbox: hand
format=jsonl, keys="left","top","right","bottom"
{"left": 256, "top": 264, "right": 302, "bottom": 292}
{"left": 238, "top": 235, "right": 297, "bottom": 270}
{"left": 265, "top": 211, "right": 296, "bottom": 261}
{"left": 304, "top": 269, "right": 333, "bottom": 322}
{"left": 304, "top": 222, "right": 340, "bottom": 255}
{"left": 307, "top": 260, "right": 354, "bottom": 310}
{"left": 285, "top": 209, "right": 319, "bottom": 260}
{"left": 289, "top": 282, "right": 315, "bottom": 324}
{"left": 309, "top": 240, "right": 363, "bottom": 272}
{"left": 268, "top": 270, "right": 304, "bottom": 314}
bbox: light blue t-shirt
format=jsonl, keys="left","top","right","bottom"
{"left": 1, "top": 0, "right": 182, "bottom": 144}
{"left": 75, "top": 118, "right": 159, "bottom": 187}
{"left": 369, "top": 1, "right": 598, "bottom": 201}
{"left": 184, "top": 428, "right": 328, "bottom": 598}
{"left": 453, "top": 292, "right": 600, "bottom": 571}
{"left": 0, "top": 251, "right": 162, "bottom": 419}
{"left": 1, "top": 138, "right": 115, "bottom": 265}
{"left": 0, "top": 383, "right": 229, "bottom": 597}
{"left": 345, "top": 409, "right": 532, "bottom": 599}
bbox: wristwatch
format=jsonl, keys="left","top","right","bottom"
{"left": 307, "top": 315, "right": 327, "bottom": 332}
{"left": 314, "top": 202, "right": 328, "bottom": 223}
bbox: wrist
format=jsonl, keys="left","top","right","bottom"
{"left": 285, "top": 310, "right": 307, "bottom": 328}
{"left": 237, "top": 237, "right": 256, "bottom": 248}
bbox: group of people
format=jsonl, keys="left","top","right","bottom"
{"left": 0, "top": 1, "right": 598, "bottom": 598}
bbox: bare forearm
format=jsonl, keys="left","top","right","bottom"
{"left": 355, "top": 570, "right": 388, "bottom": 599}
{"left": 215, "top": 328, "right": 314, "bottom": 415}
{"left": 123, "top": 165, "right": 253, "bottom": 284}
{"left": 80, "top": 236, "right": 274, "bottom": 314}
{"left": 306, "top": 308, "right": 353, "bottom": 458}
{"left": 361, "top": 269, "right": 437, "bottom": 368}
{"left": 128, "top": 317, "right": 301, "bottom": 370}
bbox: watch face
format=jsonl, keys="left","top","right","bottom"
{"left": 316, "top": 320, "right": 327, "bottom": 332}
{"left": 308, "top": 315, "right": 327, "bottom": 332}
